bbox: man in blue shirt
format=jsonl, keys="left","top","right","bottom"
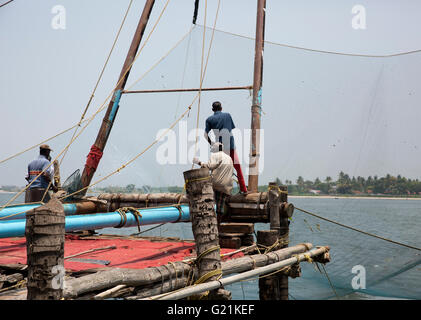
{"left": 204, "top": 101, "right": 248, "bottom": 193}
{"left": 25, "top": 144, "right": 56, "bottom": 203}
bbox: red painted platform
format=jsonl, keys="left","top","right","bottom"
{"left": 0, "top": 235, "right": 243, "bottom": 272}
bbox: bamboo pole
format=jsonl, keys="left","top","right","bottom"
{"left": 146, "top": 247, "right": 329, "bottom": 300}
{"left": 248, "top": 0, "right": 266, "bottom": 192}
{"left": 122, "top": 85, "right": 252, "bottom": 94}
{"left": 63, "top": 243, "right": 314, "bottom": 298}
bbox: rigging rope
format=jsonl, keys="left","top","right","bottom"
{"left": 59, "top": 0, "right": 134, "bottom": 167}
{"left": 295, "top": 206, "right": 421, "bottom": 251}
{"left": 0, "top": 0, "right": 172, "bottom": 214}
{"left": 0, "top": 0, "right": 13, "bottom": 9}
{"left": 174, "top": 26, "right": 194, "bottom": 119}
{"left": 191, "top": 0, "right": 207, "bottom": 169}
{"left": 0, "top": 27, "right": 193, "bottom": 221}
{"left": 0, "top": 0, "right": 173, "bottom": 166}
{"left": 191, "top": 0, "right": 221, "bottom": 167}
{"left": 58, "top": 93, "right": 200, "bottom": 201}
{"left": 198, "top": 24, "right": 421, "bottom": 58}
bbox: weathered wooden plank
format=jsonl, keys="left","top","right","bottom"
{"left": 219, "top": 237, "right": 241, "bottom": 249}
{"left": 218, "top": 223, "right": 254, "bottom": 234}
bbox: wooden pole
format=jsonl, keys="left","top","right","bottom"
{"left": 63, "top": 243, "right": 315, "bottom": 299}
{"left": 25, "top": 198, "right": 65, "bottom": 300}
{"left": 122, "top": 85, "right": 253, "bottom": 94}
{"left": 279, "top": 185, "right": 289, "bottom": 300}
{"left": 258, "top": 182, "right": 290, "bottom": 300}
{"left": 150, "top": 247, "right": 329, "bottom": 300}
{"left": 183, "top": 168, "right": 228, "bottom": 300}
{"left": 257, "top": 230, "right": 281, "bottom": 300}
{"left": 80, "top": 0, "right": 156, "bottom": 195}
{"left": 268, "top": 182, "right": 281, "bottom": 234}
{"left": 248, "top": 0, "right": 266, "bottom": 193}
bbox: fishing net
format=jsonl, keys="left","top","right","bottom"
{"left": 287, "top": 199, "right": 421, "bottom": 300}
{"left": 1, "top": 14, "right": 420, "bottom": 301}
{"left": 61, "top": 169, "right": 82, "bottom": 200}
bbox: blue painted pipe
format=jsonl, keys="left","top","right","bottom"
{"left": 0, "top": 203, "right": 78, "bottom": 220}
{"left": 0, "top": 205, "right": 191, "bottom": 238}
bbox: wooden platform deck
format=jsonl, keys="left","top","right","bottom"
{"left": 0, "top": 234, "right": 244, "bottom": 272}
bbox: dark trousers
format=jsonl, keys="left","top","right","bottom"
{"left": 214, "top": 191, "right": 230, "bottom": 225}
{"left": 25, "top": 188, "right": 50, "bottom": 203}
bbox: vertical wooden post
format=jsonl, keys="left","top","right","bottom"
{"left": 257, "top": 230, "right": 280, "bottom": 300}
{"left": 183, "top": 168, "right": 230, "bottom": 300}
{"left": 25, "top": 198, "right": 65, "bottom": 300}
{"left": 268, "top": 182, "right": 281, "bottom": 235}
{"left": 278, "top": 185, "right": 289, "bottom": 300}
{"left": 248, "top": 0, "right": 266, "bottom": 193}
{"left": 258, "top": 182, "right": 290, "bottom": 300}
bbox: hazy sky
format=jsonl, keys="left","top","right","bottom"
{"left": 1, "top": 0, "right": 421, "bottom": 189}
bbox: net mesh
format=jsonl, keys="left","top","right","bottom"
{"left": 1, "top": 24, "right": 420, "bottom": 300}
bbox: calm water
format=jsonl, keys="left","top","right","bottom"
{"left": 1, "top": 193, "right": 420, "bottom": 300}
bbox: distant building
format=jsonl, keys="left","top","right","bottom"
{"left": 309, "top": 189, "right": 321, "bottom": 195}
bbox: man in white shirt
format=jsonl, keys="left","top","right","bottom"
{"left": 193, "top": 142, "right": 233, "bottom": 223}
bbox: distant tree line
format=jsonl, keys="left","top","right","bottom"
{"left": 6, "top": 171, "right": 417, "bottom": 196}
{"left": 275, "top": 172, "right": 421, "bottom": 196}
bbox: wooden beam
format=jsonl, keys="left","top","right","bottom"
{"left": 122, "top": 85, "right": 252, "bottom": 94}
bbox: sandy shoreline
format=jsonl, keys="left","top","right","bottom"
{"left": 288, "top": 195, "right": 421, "bottom": 200}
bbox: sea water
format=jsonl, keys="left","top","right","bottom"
{"left": 1, "top": 193, "right": 419, "bottom": 300}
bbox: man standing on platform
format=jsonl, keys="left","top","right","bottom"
{"left": 193, "top": 142, "right": 233, "bottom": 224}
{"left": 25, "top": 144, "right": 57, "bottom": 203}
{"left": 204, "top": 101, "right": 248, "bottom": 193}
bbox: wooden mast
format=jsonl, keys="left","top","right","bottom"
{"left": 79, "top": 0, "right": 156, "bottom": 195}
{"left": 248, "top": 0, "right": 266, "bottom": 193}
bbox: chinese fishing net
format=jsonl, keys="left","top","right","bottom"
{"left": 1, "top": 18, "right": 420, "bottom": 301}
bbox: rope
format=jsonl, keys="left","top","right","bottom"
{"left": 59, "top": 93, "right": 199, "bottom": 201}
{"left": 198, "top": 24, "right": 421, "bottom": 58}
{"left": 60, "top": 0, "right": 134, "bottom": 166}
{"left": 173, "top": 24, "right": 194, "bottom": 120}
{"left": 0, "top": 6, "right": 189, "bottom": 168}
{"left": 185, "top": 245, "right": 222, "bottom": 299}
{"left": 125, "top": 27, "right": 194, "bottom": 92}
{"left": 115, "top": 207, "right": 142, "bottom": 232}
{"left": 0, "top": 122, "right": 84, "bottom": 165}
{"left": 191, "top": 0, "right": 221, "bottom": 167}
{"left": 0, "top": 1, "right": 172, "bottom": 214}
{"left": 316, "top": 262, "right": 340, "bottom": 300}
{"left": 267, "top": 185, "right": 288, "bottom": 195}
{"left": 191, "top": 262, "right": 223, "bottom": 299}
{"left": 0, "top": 279, "right": 26, "bottom": 293}
{"left": 0, "top": 0, "right": 13, "bottom": 9}
{"left": 191, "top": 0, "right": 207, "bottom": 169}
{"left": 295, "top": 206, "right": 421, "bottom": 251}
{"left": 184, "top": 176, "right": 211, "bottom": 191}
